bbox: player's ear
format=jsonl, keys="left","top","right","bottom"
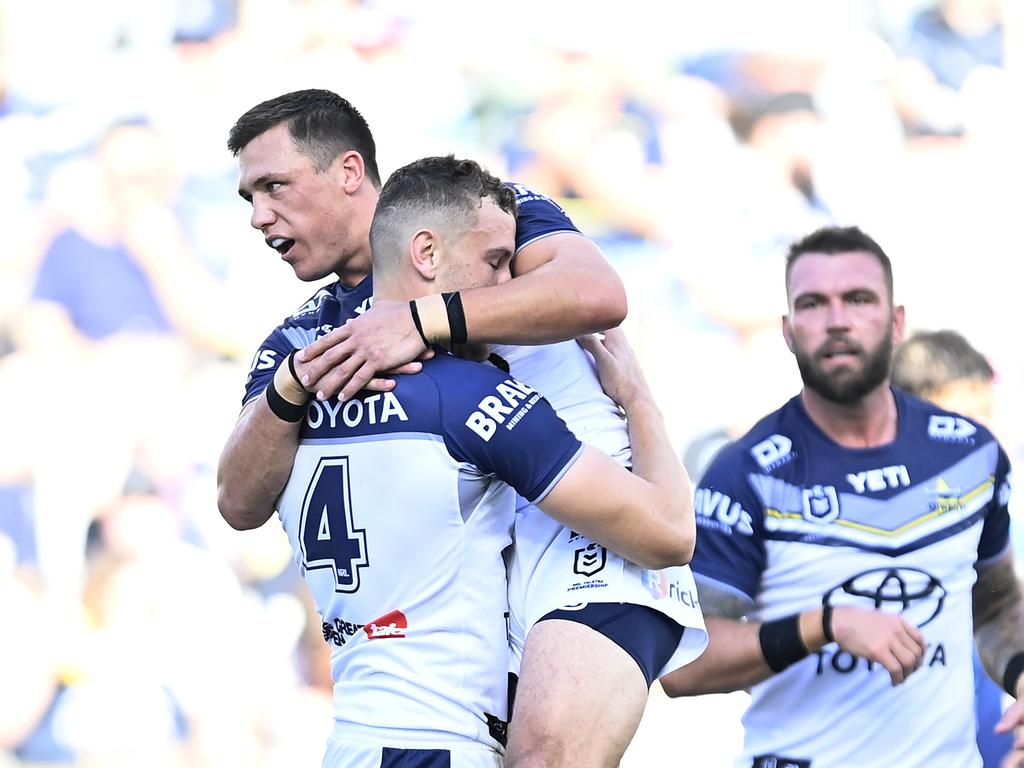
{"left": 892, "top": 304, "right": 906, "bottom": 346}
{"left": 781, "top": 314, "right": 796, "bottom": 353}
{"left": 410, "top": 229, "right": 438, "bottom": 280}
{"left": 336, "top": 150, "right": 366, "bottom": 193}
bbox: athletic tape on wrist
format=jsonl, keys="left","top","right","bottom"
{"left": 441, "top": 291, "right": 467, "bottom": 345}
{"left": 1003, "top": 651, "right": 1024, "bottom": 697}
{"left": 759, "top": 614, "right": 809, "bottom": 673}
{"left": 265, "top": 353, "right": 310, "bottom": 423}
{"left": 415, "top": 293, "right": 450, "bottom": 344}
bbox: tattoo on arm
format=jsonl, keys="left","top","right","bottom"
{"left": 973, "top": 552, "right": 1024, "bottom": 686}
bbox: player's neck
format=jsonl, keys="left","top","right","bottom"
{"left": 800, "top": 384, "right": 898, "bottom": 449}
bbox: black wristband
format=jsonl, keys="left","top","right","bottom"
{"left": 759, "top": 614, "right": 809, "bottom": 673}
{"left": 265, "top": 380, "right": 308, "bottom": 422}
{"left": 822, "top": 604, "right": 835, "bottom": 644}
{"left": 441, "top": 291, "right": 467, "bottom": 345}
{"left": 1003, "top": 652, "right": 1024, "bottom": 696}
{"left": 409, "top": 300, "right": 431, "bottom": 349}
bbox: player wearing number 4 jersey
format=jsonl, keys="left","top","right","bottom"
{"left": 219, "top": 89, "right": 707, "bottom": 768}
{"left": 221, "top": 154, "right": 696, "bottom": 767}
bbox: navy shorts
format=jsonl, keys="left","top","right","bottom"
{"left": 537, "top": 602, "right": 684, "bottom": 687}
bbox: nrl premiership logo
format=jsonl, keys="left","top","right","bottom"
{"left": 573, "top": 541, "right": 607, "bottom": 577}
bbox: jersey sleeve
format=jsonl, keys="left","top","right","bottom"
{"left": 506, "top": 182, "right": 581, "bottom": 252}
{"left": 434, "top": 364, "right": 583, "bottom": 503}
{"left": 978, "top": 443, "right": 1012, "bottom": 566}
{"left": 242, "top": 327, "right": 298, "bottom": 408}
{"left": 689, "top": 445, "right": 767, "bottom": 602}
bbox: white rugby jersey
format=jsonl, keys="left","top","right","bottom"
{"left": 272, "top": 353, "right": 582, "bottom": 750}
{"left": 491, "top": 191, "right": 707, "bottom": 674}
{"left": 690, "top": 389, "right": 1012, "bottom": 768}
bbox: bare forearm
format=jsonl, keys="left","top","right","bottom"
{"left": 623, "top": 392, "right": 693, "bottom": 539}
{"left": 662, "top": 617, "right": 774, "bottom": 695}
{"left": 217, "top": 397, "right": 301, "bottom": 529}
{"left": 663, "top": 609, "right": 830, "bottom": 696}
{"left": 460, "top": 238, "right": 626, "bottom": 344}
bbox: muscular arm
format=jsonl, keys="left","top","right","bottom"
{"left": 462, "top": 231, "right": 626, "bottom": 343}
{"left": 659, "top": 580, "right": 796, "bottom": 696}
{"left": 974, "top": 551, "right": 1024, "bottom": 691}
{"left": 535, "top": 328, "right": 691, "bottom": 569}
{"left": 297, "top": 233, "right": 627, "bottom": 401}
{"left": 660, "top": 578, "right": 927, "bottom": 697}
{"left": 216, "top": 396, "right": 301, "bottom": 530}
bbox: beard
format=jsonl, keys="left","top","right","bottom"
{"left": 794, "top": 332, "right": 893, "bottom": 405}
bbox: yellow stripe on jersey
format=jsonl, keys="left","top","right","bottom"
{"left": 765, "top": 476, "right": 994, "bottom": 537}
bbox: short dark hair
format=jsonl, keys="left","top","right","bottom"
{"left": 786, "top": 225, "right": 894, "bottom": 301}
{"left": 227, "top": 88, "right": 381, "bottom": 187}
{"left": 892, "top": 329, "right": 993, "bottom": 397}
{"left": 369, "top": 155, "right": 517, "bottom": 273}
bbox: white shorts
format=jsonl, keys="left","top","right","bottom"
{"left": 507, "top": 501, "right": 709, "bottom": 678}
{"left": 323, "top": 727, "right": 503, "bottom": 768}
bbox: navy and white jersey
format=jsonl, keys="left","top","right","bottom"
{"left": 275, "top": 352, "right": 582, "bottom": 751}
{"left": 241, "top": 182, "right": 586, "bottom": 409}
{"left": 691, "top": 389, "right": 1012, "bottom": 768}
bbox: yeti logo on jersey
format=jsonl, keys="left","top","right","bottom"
{"left": 846, "top": 465, "right": 910, "bottom": 494}
{"left": 291, "top": 288, "right": 334, "bottom": 318}
{"left": 300, "top": 456, "right": 369, "bottom": 593}
{"left": 465, "top": 379, "right": 540, "bottom": 441}
{"left": 802, "top": 485, "right": 840, "bottom": 523}
{"left": 694, "top": 488, "right": 754, "bottom": 536}
{"left": 364, "top": 609, "right": 407, "bottom": 639}
{"left": 927, "top": 415, "right": 977, "bottom": 443}
{"left": 573, "top": 542, "right": 607, "bottom": 576}
{"left": 824, "top": 567, "right": 946, "bottom": 628}
{"left": 751, "top": 434, "right": 794, "bottom": 471}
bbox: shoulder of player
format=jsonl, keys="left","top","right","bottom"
{"left": 894, "top": 387, "right": 1000, "bottom": 448}
{"left": 417, "top": 352, "right": 519, "bottom": 394}
{"left": 696, "top": 399, "right": 797, "bottom": 487}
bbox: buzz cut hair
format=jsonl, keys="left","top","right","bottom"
{"left": 369, "top": 155, "right": 517, "bottom": 273}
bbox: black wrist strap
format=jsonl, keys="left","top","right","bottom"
{"left": 1003, "top": 652, "right": 1024, "bottom": 696}
{"left": 441, "top": 291, "right": 467, "bottom": 345}
{"left": 759, "top": 614, "right": 809, "bottom": 673}
{"left": 409, "top": 300, "right": 431, "bottom": 349}
{"left": 266, "top": 379, "right": 308, "bottom": 423}
{"left": 822, "top": 604, "right": 835, "bottom": 644}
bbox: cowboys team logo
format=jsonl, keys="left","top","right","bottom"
{"left": 802, "top": 484, "right": 840, "bottom": 523}
{"left": 928, "top": 477, "right": 963, "bottom": 516}
{"left": 824, "top": 567, "right": 947, "bottom": 628}
{"left": 573, "top": 541, "right": 607, "bottom": 576}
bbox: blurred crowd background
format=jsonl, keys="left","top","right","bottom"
{"left": 1, "top": 0, "right": 1021, "bottom": 765}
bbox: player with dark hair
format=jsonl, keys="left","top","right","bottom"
{"left": 245, "top": 152, "right": 694, "bottom": 767}
{"left": 661, "top": 225, "right": 1024, "bottom": 768}
{"left": 218, "top": 90, "right": 707, "bottom": 767}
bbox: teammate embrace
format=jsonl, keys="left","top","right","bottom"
{"left": 217, "top": 90, "right": 706, "bottom": 768}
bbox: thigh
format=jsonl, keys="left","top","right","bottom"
{"left": 505, "top": 617, "right": 650, "bottom": 768}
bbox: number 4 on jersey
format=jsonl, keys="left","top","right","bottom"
{"left": 300, "top": 456, "right": 368, "bottom": 593}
